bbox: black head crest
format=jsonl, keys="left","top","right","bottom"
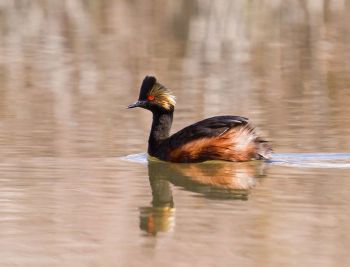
{"left": 137, "top": 75, "right": 176, "bottom": 110}
{"left": 139, "top": 76, "right": 157, "bottom": 100}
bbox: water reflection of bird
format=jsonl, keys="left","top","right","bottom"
{"left": 139, "top": 159, "right": 266, "bottom": 235}
{"left": 128, "top": 76, "right": 272, "bottom": 163}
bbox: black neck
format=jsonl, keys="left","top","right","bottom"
{"left": 148, "top": 110, "right": 173, "bottom": 156}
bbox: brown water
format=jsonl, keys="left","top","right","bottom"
{"left": 1, "top": 1, "right": 350, "bottom": 266}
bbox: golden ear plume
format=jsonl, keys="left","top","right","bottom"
{"left": 149, "top": 82, "right": 176, "bottom": 110}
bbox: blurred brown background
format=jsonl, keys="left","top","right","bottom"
{"left": 1, "top": 0, "right": 350, "bottom": 157}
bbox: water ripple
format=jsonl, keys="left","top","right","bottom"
{"left": 123, "top": 152, "right": 350, "bottom": 168}
{"left": 271, "top": 153, "right": 350, "bottom": 169}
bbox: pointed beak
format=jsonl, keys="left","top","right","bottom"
{"left": 127, "top": 100, "right": 146, "bottom": 109}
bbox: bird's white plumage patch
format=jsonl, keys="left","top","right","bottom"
{"left": 234, "top": 127, "right": 256, "bottom": 151}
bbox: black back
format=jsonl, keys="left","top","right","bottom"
{"left": 166, "top": 115, "right": 249, "bottom": 149}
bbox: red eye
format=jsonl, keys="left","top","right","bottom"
{"left": 147, "top": 95, "right": 155, "bottom": 101}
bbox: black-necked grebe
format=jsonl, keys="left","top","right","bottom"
{"left": 128, "top": 76, "right": 272, "bottom": 163}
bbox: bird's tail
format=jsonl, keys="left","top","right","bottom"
{"left": 255, "top": 138, "right": 272, "bottom": 160}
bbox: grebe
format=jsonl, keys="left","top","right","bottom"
{"left": 128, "top": 76, "right": 271, "bottom": 163}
